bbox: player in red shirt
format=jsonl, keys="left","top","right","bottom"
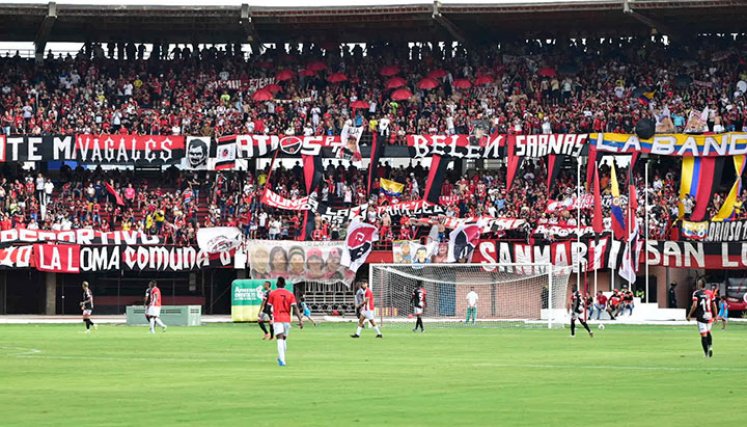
{"left": 145, "top": 280, "right": 167, "bottom": 334}
{"left": 351, "top": 281, "right": 382, "bottom": 338}
{"left": 266, "top": 277, "right": 303, "bottom": 366}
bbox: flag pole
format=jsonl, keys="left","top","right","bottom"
{"left": 627, "top": 158, "right": 633, "bottom": 291}
{"left": 577, "top": 156, "right": 582, "bottom": 291}
{"left": 645, "top": 158, "right": 650, "bottom": 304}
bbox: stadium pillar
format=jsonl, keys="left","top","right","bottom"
{"left": 44, "top": 272, "right": 56, "bottom": 315}
{"left": 34, "top": 2, "right": 57, "bottom": 64}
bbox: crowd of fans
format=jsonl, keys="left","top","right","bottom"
{"left": 1, "top": 34, "right": 747, "bottom": 245}
{"left": 2, "top": 35, "right": 747, "bottom": 139}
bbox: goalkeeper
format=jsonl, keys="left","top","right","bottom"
{"left": 465, "top": 288, "right": 478, "bottom": 325}
{"left": 411, "top": 284, "right": 426, "bottom": 332}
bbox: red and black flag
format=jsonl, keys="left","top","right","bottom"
{"left": 302, "top": 154, "right": 324, "bottom": 194}
{"left": 367, "top": 133, "right": 383, "bottom": 195}
{"left": 423, "top": 154, "right": 451, "bottom": 204}
{"left": 546, "top": 154, "right": 565, "bottom": 195}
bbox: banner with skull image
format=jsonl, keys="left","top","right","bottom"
{"left": 184, "top": 136, "right": 211, "bottom": 170}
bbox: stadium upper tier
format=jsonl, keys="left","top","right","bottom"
{"left": 1, "top": 1, "right": 746, "bottom": 44}
{"left": 1, "top": 35, "right": 746, "bottom": 138}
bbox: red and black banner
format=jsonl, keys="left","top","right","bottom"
{"left": 367, "top": 133, "right": 383, "bottom": 195}
{"left": 472, "top": 239, "right": 747, "bottom": 271}
{"left": 0, "top": 135, "right": 185, "bottom": 164}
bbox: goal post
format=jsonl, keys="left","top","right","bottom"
{"left": 369, "top": 263, "right": 572, "bottom": 328}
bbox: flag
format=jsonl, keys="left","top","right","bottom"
{"left": 505, "top": 135, "right": 524, "bottom": 192}
{"left": 618, "top": 221, "right": 641, "bottom": 284}
{"left": 211, "top": 136, "right": 236, "bottom": 170}
{"left": 681, "top": 220, "right": 708, "bottom": 240}
{"left": 341, "top": 219, "right": 378, "bottom": 272}
{"left": 592, "top": 167, "right": 604, "bottom": 234}
{"left": 713, "top": 155, "right": 747, "bottom": 221}
{"left": 302, "top": 154, "right": 323, "bottom": 194}
{"left": 610, "top": 162, "right": 627, "bottom": 240}
{"left": 679, "top": 157, "right": 726, "bottom": 221}
{"left": 196, "top": 227, "right": 243, "bottom": 253}
{"left": 367, "top": 133, "right": 383, "bottom": 194}
{"left": 546, "top": 154, "right": 565, "bottom": 194}
{"left": 104, "top": 182, "right": 125, "bottom": 206}
{"left": 184, "top": 136, "right": 211, "bottom": 170}
{"left": 447, "top": 221, "right": 483, "bottom": 263}
{"left": 424, "top": 154, "right": 450, "bottom": 204}
{"left": 638, "top": 89, "right": 655, "bottom": 105}
{"left": 380, "top": 178, "right": 404, "bottom": 197}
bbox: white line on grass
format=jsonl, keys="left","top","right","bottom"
{"left": 0, "top": 346, "right": 42, "bottom": 356}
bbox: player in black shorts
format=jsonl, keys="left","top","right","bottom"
{"left": 411, "top": 284, "right": 426, "bottom": 333}
{"left": 80, "top": 281, "right": 96, "bottom": 334}
{"left": 687, "top": 279, "right": 718, "bottom": 357}
{"left": 257, "top": 281, "right": 274, "bottom": 340}
{"left": 568, "top": 288, "right": 593, "bottom": 338}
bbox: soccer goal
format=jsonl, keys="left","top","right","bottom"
{"left": 370, "top": 263, "right": 572, "bottom": 328}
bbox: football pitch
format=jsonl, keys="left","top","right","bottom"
{"left": 1, "top": 322, "right": 746, "bottom": 427}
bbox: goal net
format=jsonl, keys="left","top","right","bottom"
{"left": 370, "top": 263, "right": 572, "bottom": 328}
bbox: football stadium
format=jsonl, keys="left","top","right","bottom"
{"left": 1, "top": 0, "right": 747, "bottom": 425}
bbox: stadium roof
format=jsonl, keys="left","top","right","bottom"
{"left": 1, "top": 1, "right": 746, "bottom": 47}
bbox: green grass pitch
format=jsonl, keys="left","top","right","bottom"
{"left": 1, "top": 322, "right": 746, "bottom": 427}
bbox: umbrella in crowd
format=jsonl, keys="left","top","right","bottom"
{"left": 379, "top": 65, "right": 400, "bottom": 76}
{"left": 385, "top": 77, "right": 407, "bottom": 89}
{"left": 251, "top": 90, "right": 274, "bottom": 101}
{"left": 275, "top": 69, "right": 294, "bottom": 81}
{"left": 452, "top": 79, "right": 472, "bottom": 89}
{"left": 475, "top": 75, "right": 494, "bottom": 85}
{"left": 390, "top": 88, "right": 413, "bottom": 101}
{"left": 327, "top": 72, "right": 348, "bottom": 83}
{"left": 428, "top": 69, "right": 448, "bottom": 79}
{"left": 307, "top": 60, "right": 327, "bottom": 72}
{"left": 350, "top": 100, "right": 370, "bottom": 110}
{"left": 262, "top": 83, "right": 282, "bottom": 94}
{"left": 538, "top": 67, "right": 557, "bottom": 77}
{"left": 417, "top": 77, "right": 439, "bottom": 90}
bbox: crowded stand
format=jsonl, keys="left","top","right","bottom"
{"left": 1, "top": 34, "right": 747, "bottom": 248}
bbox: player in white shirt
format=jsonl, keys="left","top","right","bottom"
{"left": 465, "top": 288, "right": 478, "bottom": 325}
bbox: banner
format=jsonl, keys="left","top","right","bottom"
{"left": 24, "top": 244, "right": 233, "bottom": 272}
{"left": 261, "top": 188, "right": 316, "bottom": 211}
{"left": 473, "top": 239, "right": 747, "bottom": 271}
{"left": 211, "top": 136, "right": 236, "bottom": 170}
{"left": 246, "top": 240, "right": 356, "bottom": 285}
{"left": 230, "top": 278, "right": 294, "bottom": 322}
{"left": 0, "top": 245, "right": 33, "bottom": 269}
{"left": 392, "top": 240, "right": 440, "bottom": 266}
{"left": 375, "top": 200, "right": 446, "bottom": 217}
{"left": 442, "top": 216, "right": 526, "bottom": 233}
{"left": 235, "top": 135, "right": 344, "bottom": 158}
{"left": 0, "top": 135, "right": 185, "bottom": 164}
{"left": 337, "top": 124, "right": 363, "bottom": 164}
{"left": 532, "top": 224, "right": 597, "bottom": 239}
{"left": 511, "top": 134, "right": 587, "bottom": 158}
{"left": 681, "top": 220, "right": 747, "bottom": 242}
{"left": 75, "top": 135, "right": 185, "bottom": 164}
{"left": 591, "top": 132, "right": 747, "bottom": 157}
{"left": 33, "top": 244, "right": 81, "bottom": 273}
{"left": 407, "top": 134, "right": 503, "bottom": 159}
{"left": 196, "top": 227, "right": 243, "bottom": 253}
{"left": 184, "top": 136, "right": 211, "bottom": 170}
{"left": 0, "top": 229, "right": 159, "bottom": 247}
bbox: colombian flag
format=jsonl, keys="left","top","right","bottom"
{"left": 679, "top": 157, "right": 725, "bottom": 221}
{"left": 610, "top": 162, "right": 627, "bottom": 240}
{"left": 380, "top": 178, "right": 404, "bottom": 197}
{"left": 713, "top": 155, "right": 746, "bottom": 221}
{"left": 638, "top": 89, "right": 655, "bottom": 105}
